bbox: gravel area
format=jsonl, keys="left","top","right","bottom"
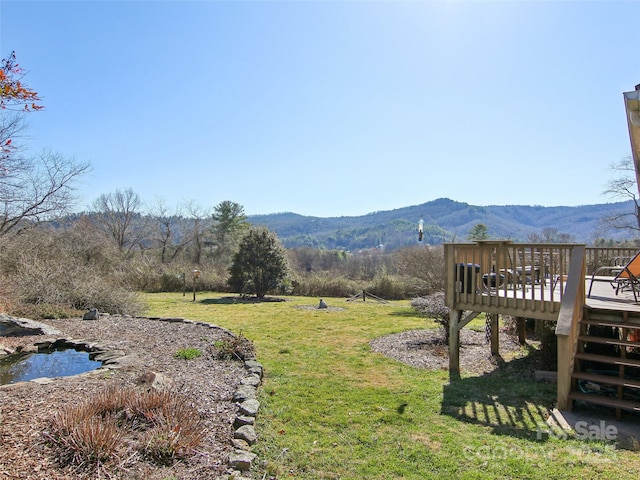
{"left": 370, "top": 327, "right": 525, "bottom": 375}
{"left": 0, "top": 315, "right": 247, "bottom": 480}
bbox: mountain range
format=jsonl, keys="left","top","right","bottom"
{"left": 247, "top": 198, "right": 636, "bottom": 251}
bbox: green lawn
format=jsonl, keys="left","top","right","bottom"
{"left": 143, "top": 293, "right": 640, "bottom": 479}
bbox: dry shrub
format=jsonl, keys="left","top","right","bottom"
{"left": 137, "top": 394, "right": 208, "bottom": 464}
{"left": 6, "top": 302, "right": 84, "bottom": 320}
{"left": 211, "top": 332, "right": 255, "bottom": 361}
{"left": 0, "top": 227, "right": 146, "bottom": 316}
{"left": 291, "top": 273, "right": 360, "bottom": 297}
{"left": 367, "top": 273, "right": 427, "bottom": 300}
{"left": 411, "top": 292, "right": 451, "bottom": 342}
{"left": 392, "top": 245, "right": 445, "bottom": 294}
{"left": 49, "top": 404, "right": 123, "bottom": 465}
{"left": 47, "top": 384, "right": 206, "bottom": 470}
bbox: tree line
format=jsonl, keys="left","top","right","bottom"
{"left": 1, "top": 52, "right": 638, "bottom": 318}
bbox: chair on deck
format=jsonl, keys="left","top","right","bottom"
{"left": 511, "top": 249, "right": 545, "bottom": 286}
{"left": 587, "top": 252, "right": 640, "bottom": 302}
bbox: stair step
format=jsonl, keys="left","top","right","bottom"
{"left": 572, "top": 371, "right": 640, "bottom": 389}
{"left": 568, "top": 391, "right": 640, "bottom": 412}
{"left": 574, "top": 352, "right": 640, "bottom": 368}
{"left": 580, "top": 319, "right": 640, "bottom": 330}
{"left": 578, "top": 335, "right": 640, "bottom": 348}
{"left": 584, "top": 306, "right": 640, "bottom": 320}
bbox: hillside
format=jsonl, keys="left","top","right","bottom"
{"left": 248, "top": 198, "right": 636, "bottom": 251}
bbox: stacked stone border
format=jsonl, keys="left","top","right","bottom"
{"left": 0, "top": 314, "right": 263, "bottom": 478}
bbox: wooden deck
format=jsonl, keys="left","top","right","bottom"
{"left": 475, "top": 276, "right": 640, "bottom": 316}
{"left": 585, "top": 277, "right": 640, "bottom": 313}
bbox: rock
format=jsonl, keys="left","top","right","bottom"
{"left": 31, "top": 377, "right": 54, "bottom": 385}
{"left": 21, "top": 344, "right": 38, "bottom": 353}
{"left": 233, "top": 385, "right": 257, "bottom": 402}
{"left": 91, "top": 350, "right": 126, "bottom": 363}
{"left": 33, "top": 340, "right": 54, "bottom": 350}
{"left": 319, "top": 298, "right": 328, "bottom": 309}
{"left": 240, "top": 374, "right": 261, "bottom": 387}
{"left": 102, "top": 354, "right": 142, "bottom": 369}
{"left": 1, "top": 345, "right": 15, "bottom": 355}
{"left": 244, "top": 360, "right": 263, "bottom": 378}
{"left": 237, "top": 399, "right": 260, "bottom": 416}
{"left": 0, "top": 315, "right": 61, "bottom": 335}
{"left": 82, "top": 308, "right": 99, "bottom": 320}
{"left": 228, "top": 450, "right": 257, "bottom": 471}
{"left": 234, "top": 415, "right": 255, "bottom": 428}
{"left": 231, "top": 438, "right": 250, "bottom": 450}
{"left": 244, "top": 360, "right": 262, "bottom": 370}
{"left": 136, "top": 371, "right": 173, "bottom": 391}
{"left": 234, "top": 425, "right": 258, "bottom": 445}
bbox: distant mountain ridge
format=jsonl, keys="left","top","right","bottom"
{"left": 247, "top": 198, "right": 635, "bottom": 251}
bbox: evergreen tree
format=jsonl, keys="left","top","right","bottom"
{"left": 210, "top": 201, "right": 249, "bottom": 267}
{"left": 228, "top": 227, "right": 289, "bottom": 298}
{"left": 467, "top": 224, "right": 489, "bottom": 241}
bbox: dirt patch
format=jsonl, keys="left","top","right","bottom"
{"left": 295, "top": 305, "right": 345, "bottom": 312}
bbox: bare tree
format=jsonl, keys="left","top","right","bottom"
{"left": 184, "top": 200, "right": 211, "bottom": 266}
{"left": 526, "top": 228, "right": 575, "bottom": 244}
{"left": 92, "top": 188, "right": 149, "bottom": 256}
{"left": 0, "top": 54, "right": 88, "bottom": 235}
{"left": 149, "top": 198, "right": 191, "bottom": 263}
{"left": 601, "top": 155, "right": 640, "bottom": 235}
{"left": 393, "top": 245, "right": 445, "bottom": 294}
{"left": 0, "top": 150, "right": 89, "bottom": 236}
{"left": 0, "top": 114, "right": 28, "bottom": 162}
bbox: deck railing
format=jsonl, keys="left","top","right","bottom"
{"left": 444, "top": 241, "right": 584, "bottom": 321}
{"left": 585, "top": 247, "right": 638, "bottom": 274}
{"left": 555, "top": 245, "right": 586, "bottom": 410}
{"left": 444, "top": 241, "right": 587, "bottom": 407}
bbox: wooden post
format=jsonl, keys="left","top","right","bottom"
{"left": 555, "top": 245, "right": 586, "bottom": 411}
{"left": 535, "top": 319, "right": 543, "bottom": 336}
{"left": 449, "top": 310, "right": 461, "bottom": 379}
{"left": 556, "top": 335, "right": 570, "bottom": 410}
{"left": 490, "top": 313, "right": 499, "bottom": 356}
{"left": 516, "top": 316, "right": 527, "bottom": 345}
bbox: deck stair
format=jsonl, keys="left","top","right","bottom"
{"left": 568, "top": 306, "right": 640, "bottom": 419}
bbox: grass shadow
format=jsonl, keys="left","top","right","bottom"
{"left": 389, "top": 309, "right": 427, "bottom": 319}
{"left": 200, "top": 296, "right": 287, "bottom": 305}
{"left": 441, "top": 343, "right": 557, "bottom": 442}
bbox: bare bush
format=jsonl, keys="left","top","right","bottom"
{"left": 210, "top": 332, "right": 255, "bottom": 361}
{"left": 411, "top": 292, "right": 451, "bottom": 342}
{"left": 291, "top": 272, "right": 360, "bottom": 297}
{"left": 367, "top": 273, "right": 428, "bottom": 300}
{"left": 392, "top": 245, "right": 445, "bottom": 294}
{"left": 0, "top": 225, "right": 145, "bottom": 316}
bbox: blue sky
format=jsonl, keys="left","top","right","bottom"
{"left": 1, "top": 1, "right": 638, "bottom": 217}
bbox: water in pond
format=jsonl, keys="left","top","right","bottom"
{"left": 0, "top": 348, "right": 102, "bottom": 385}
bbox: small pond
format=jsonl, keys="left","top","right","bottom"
{"left": 0, "top": 348, "right": 103, "bottom": 385}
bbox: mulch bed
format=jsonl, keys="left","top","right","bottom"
{"left": 370, "top": 327, "right": 529, "bottom": 375}
{"left": 0, "top": 315, "right": 246, "bottom": 480}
